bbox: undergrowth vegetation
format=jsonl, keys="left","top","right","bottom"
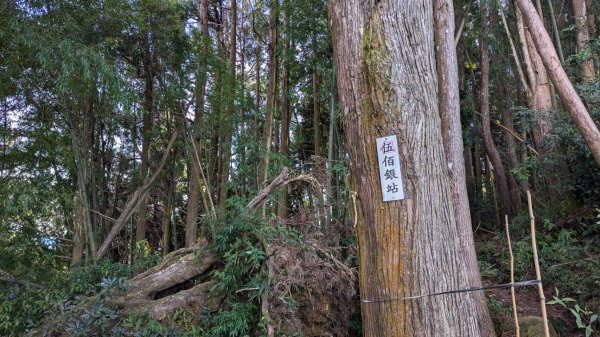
{"left": 1, "top": 202, "right": 358, "bottom": 337}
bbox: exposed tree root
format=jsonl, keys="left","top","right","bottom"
{"left": 109, "top": 240, "right": 219, "bottom": 319}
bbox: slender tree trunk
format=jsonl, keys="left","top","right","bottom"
{"left": 572, "top": 0, "right": 596, "bottom": 82}
{"left": 312, "top": 72, "right": 322, "bottom": 158}
{"left": 547, "top": 0, "right": 565, "bottom": 65}
{"left": 480, "top": 25, "right": 514, "bottom": 218}
{"left": 325, "top": 65, "right": 336, "bottom": 228}
{"left": 277, "top": 4, "right": 290, "bottom": 220}
{"left": 516, "top": 7, "right": 553, "bottom": 152}
{"left": 486, "top": 155, "right": 502, "bottom": 227}
{"left": 253, "top": 41, "right": 262, "bottom": 189}
{"left": 433, "top": 0, "right": 493, "bottom": 331}
{"left": 516, "top": 0, "right": 600, "bottom": 167}
{"left": 329, "top": 1, "right": 494, "bottom": 335}
{"left": 186, "top": 0, "right": 209, "bottom": 247}
{"left": 161, "top": 179, "right": 172, "bottom": 256}
{"left": 312, "top": 69, "right": 327, "bottom": 227}
{"left": 258, "top": 0, "right": 279, "bottom": 210}
{"left": 499, "top": 82, "right": 523, "bottom": 211}
{"left": 474, "top": 140, "right": 483, "bottom": 201}
{"left": 71, "top": 194, "right": 85, "bottom": 265}
{"left": 218, "top": 0, "right": 238, "bottom": 211}
{"left": 586, "top": 0, "right": 596, "bottom": 35}
{"left": 67, "top": 109, "right": 96, "bottom": 260}
{"left": 136, "top": 33, "right": 154, "bottom": 242}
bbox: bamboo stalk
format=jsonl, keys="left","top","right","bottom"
{"left": 505, "top": 214, "right": 520, "bottom": 337}
{"left": 526, "top": 190, "right": 550, "bottom": 337}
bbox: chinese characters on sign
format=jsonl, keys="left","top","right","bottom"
{"left": 376, "top": 135, "right": 405, "bottom": 201}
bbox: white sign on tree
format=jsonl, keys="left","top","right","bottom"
{"left": 376, "top": 135, "right": 405, "bottom": 201}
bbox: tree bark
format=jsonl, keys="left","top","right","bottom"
{"left": 186, "top": 0, "right": 209, "bottom": 247}
{"left": 67, "top": 108, "right": 96, "bottom": 260}
{"left": 516, "top": 7, "right": 553, "bottom": 152}
{"left": 516, "top": 0, "right": 600, "bottom": 167}
{"left": 329, "top": 1, "right": 494, "bottom": 335}
{"left": 571, "top": 0, "right": 596, "bottom": 82}
{"left": 433, "top": 0, "right": 493, "bottom": 331}
{"left": 71, "top": 194, "right": 85, "bottom": 265}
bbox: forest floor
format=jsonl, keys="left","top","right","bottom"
{"left": 487, "top": 286, "right": 581, "bottom": 336}
{"left": 475, "top": 227, "right": 587, "bottom": 337}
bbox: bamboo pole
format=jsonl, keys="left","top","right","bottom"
{"left": 505, "top": 214, "right": 520, "bottom": 337}
{"left": 526, "top": 190, "right": 550, "bottom": 337}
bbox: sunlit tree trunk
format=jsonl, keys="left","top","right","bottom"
{"left": 329, "top": 1, "right": 494, "bottom": 335}
{"left": 516, "top": 7, "right": 553, "bottom": 152}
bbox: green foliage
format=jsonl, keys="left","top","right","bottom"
{"left": 208, "top": 301, "right": 257, "bottom": 337}
{"left": 134, "top": 240, "right": 163, "bottom": 272}
{"left": 478, "top": 207, "right": 600, "bottom": 320}
{"left": 548, "top": 288, "right": 599, "bottom": 337}
{"left": 120, "top": 311, "right": 205, "bottom": 337}
{"left": 206, "top": 208, "right": 268, "bottom": 336}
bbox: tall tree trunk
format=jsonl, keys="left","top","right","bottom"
{"left": 499, "top": 83, "right": 523, "bottom": 211}
{"left": 277, "top": 4, "right": 291, "bottom": 220}
{"left": 136, "top": 33, "right": 154, "bottom": 243}
{"left": 253, "top": 41, "right": 262, "bottom": 189}
{"left": 218, "top": 0, "right": 238, "bottom": 211}
{"left": 516, "top": 0, "right": 600, "bottom": 167}
{"left": 479, "top": 27, "right": 514, "bottom": 218}
{"left": 312, "top": 72, "right": 322, "bottom": 158}
{"left": 572, "top": 0, "right": 596, "bottom": 82}
{"left": 474, "top": 138, "right": 483, "bottom": 203}
{"left": 67, "top": 109, "right": 96, "bottom": 260}
{"left": 329, "top": 1, "right": 494, "bottom": 335}
{"left": 433, "top": 0, "right": 493, "bottom": 331}
{"left": 71, "top": 194, "right": 85, "bottom": 265}
{"left": 186, "top": 0, "right": 209, "bottom": 247}
{"left": 325, "top": 65, "right": 336, "bottom": 228}
{"left": 258, "top": 0, "right": 279, "bottom": 210}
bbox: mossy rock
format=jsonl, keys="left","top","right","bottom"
{"left": 519, "top": 316, "right": 559, "bottom": 337}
